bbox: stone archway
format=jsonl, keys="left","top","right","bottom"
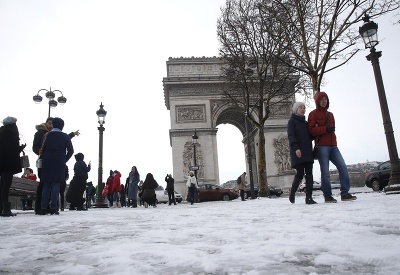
{"left": 163, "top": 57, "right": 295, "bottom": 197}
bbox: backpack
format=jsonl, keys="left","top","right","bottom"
{"left": 236, "top": 176, "right": 241, "bottom": 184}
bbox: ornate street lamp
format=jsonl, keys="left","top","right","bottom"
{"left": 92, "top": 102, "right": 109, "bottom": 208}
{"left": 192, "top": 129, "right": 199, "bottom": 178}
{"left": 33, "top": 88, "right": 67, "bottom": 118}
{"left": 359, "top": 14, "right": 400, "bottom": 192}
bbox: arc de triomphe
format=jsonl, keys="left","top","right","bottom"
{"left": 163, "top": 57, "right": 295, "bottom": 197}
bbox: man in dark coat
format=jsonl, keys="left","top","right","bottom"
{"left": 0, "top": 116, "right": 26, "bottom": 216}
{"left": 40, "top": 117, "right": 74, "bottom": 215}
{"left": 165, "top": 174, "right": 176, "bottom": 205}
{"left": 33, "top": 117, "right": 79, "bottom": 214}
{"left": 66, "top": 152, "right": 91, "bottom": 211}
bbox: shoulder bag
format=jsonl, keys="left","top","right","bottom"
{"left": 36, "top": 132, "right": 48, "bottom": 168}
{"left": 20, "top": 150, "right": 30, "bottom": 168}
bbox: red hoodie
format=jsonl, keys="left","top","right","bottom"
{"left": 307, "top": 91, "right": 337, "bottom": 146}
{"left": 112, "top": 171, "right": 121, "bottom": 193}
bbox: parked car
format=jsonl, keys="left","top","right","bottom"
{"left": 195, "top": 184, "right": 238, "bottom": 202}
{"left": 365, "top": 160, "right": 392, "bottom": 191}
{"left": 298, "top": 180, "right": 340, "bottom": 192}
{"left": 155, "top": 190, "right": 183, "bottom": 204}
{"left": 243, "top": 184, "right": 283, "bottom": 199}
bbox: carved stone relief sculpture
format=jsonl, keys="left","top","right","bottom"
{"left": 273, "top": 135, "right": 291, "bottom": 173}
{"left": 176, "top": 105, "right": 206, "bottom": 123}
{"left": 183, "top": 141, "right": 203, "bottom": 178}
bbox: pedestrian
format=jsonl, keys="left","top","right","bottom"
{"left": 32, "top": 117, "right": 79, "bottom": 214}
{"left": 119, "top": 184, "right": 126, "bottom": 207}
{"left": 237, "top": 172, "right": 247, "bottom": 201}
{"left": 0, "top": 116, "right": 26, "bottom": 217}
{"left": 39, "top": 117, "right": 74, "bottom": 215}
{"left": 59, "top": 165, "right": 69, "bottom": 211}
{"left": 21, "top": 168, "right": 37, "bottom": 210}
{"left": 86, "top": 181, "right": 95, "bottom": 208}
{"left": 112, "top": 170, "right": 122, "bottom": 208}
{"left": 142, "top": 173, "right": 159, "bottom": 208}
{"left": 308, "top": 92, "right": 357, "bottom": 203}
{"left": 186, "top": 171, "right": 198, "bottom": 205}
{"left": 165, "top": 174, "right": 176, "bottom": 205}
{"left": 138, "top": 180, "right": 144, "bottom": 206}
{"left": 105, "top": 170, "right": 114, "bottom": 207}
{"left": 66, "top": 153, "right": 91, "bottom": 211}
{"left": 288, "top": 102, "right": 317, "bottom": 204}
{"left": 126, "top": 166, "right": 140, "bottom": 208}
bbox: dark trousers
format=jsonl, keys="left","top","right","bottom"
{"left": 294, "top": 162, "right": 313, "bottom": 179}
{"left": 35, "top": 181, "right": 44, "bottom": 214}
{"left": 0, "top": 171, "right": 13, "bottom": 210}
{"left": 188, "top": 187, "right": 196, "bottom": 204}
{"left": 167, "top": 189, "right": 176, "bottom": 205}
{"left": 35, "top": 168, "right": 43, "bottom": 214}
{"left": 240, "top": 190, "right": 245, "bottom": 201}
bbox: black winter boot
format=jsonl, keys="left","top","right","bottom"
{"left": 289, "top": 177, "right": 302, "bottom": 203}
{"left": 305, "top": 175, "right": 317, "bottom": 204}
{"left": 1, "top": 202, "right": 16, "bottom": 217}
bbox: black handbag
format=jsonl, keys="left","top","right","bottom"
{"left": 20, "top": 151, "right": 30, "bottom": 168}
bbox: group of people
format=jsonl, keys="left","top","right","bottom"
{"left": 102, "top": 166, "right": 178, "bottom": 208}
{"left": 0, "top": 91, "right": 357, "bottom": 217}
{"left": 287, "top": 91, "right": 357, "bottom": 204}
{"left": 0, "top": 114, "right": 92, "bottom": 217}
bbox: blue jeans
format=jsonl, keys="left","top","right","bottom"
{"left": 41, "top": 181, "right": 61, "bottom": 210}
{"left": 318, "top": 146, "right": 350, "bottom": 197}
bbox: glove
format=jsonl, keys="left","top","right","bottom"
{"left": 326, "top": 126, "right": 335, "bottom": 133}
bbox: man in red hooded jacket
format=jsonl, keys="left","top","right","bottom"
{"left": 308, "top": 92, "right": 357, "bottom": 203}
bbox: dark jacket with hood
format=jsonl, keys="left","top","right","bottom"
{"left": 73, "top": 153, "right": 91, "bottom": 180}
{"left": 288, "top": 113, "right": 314, "bottom": 168}
{"left": 307, "top": 92, "right": 337, "bottom": 146}
{"left": 0, "top": 123, "right": 24, "bottom": 174}
{"left": 41, "top": 117, "right": 74, "bottom": 183}
{"left": 32, "top": 123, "right": 48, "bottom": 156}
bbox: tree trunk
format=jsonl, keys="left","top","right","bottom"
{"left": 256, "top": 127, "right": 270, "bottom": 197}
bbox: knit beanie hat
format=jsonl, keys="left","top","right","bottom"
{"left": 3, "top": 116, "right": 17, "bottom": 125}
{"left": 292, "top": 102, "right": 305, "bottom": 114}
{"left": 52, "top": 117, "right": 64, "bottom": 130}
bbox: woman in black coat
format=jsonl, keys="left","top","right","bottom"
{"left": 40, "top": 117, "right": 74, "bottom": 215}
{"left": 287, "top": 102, "right": 316, "bottom": 205}
{"left": 142, "top": 173, "right": 158, "bottom": 208}
{"left": 0, "top": 117, "right": 26, "bottom": 216}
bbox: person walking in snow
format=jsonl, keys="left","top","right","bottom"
{"left": 126, "top": 166, "right": 140, "bottom": 208}
{"left": 287, "top": 102, "right": 316, "bottom": 204}
{"left": 186, "top": 171, "right": 198, "bottom": 205}
{"left": 308, "top": 92, "right": 357, "bottom": 203}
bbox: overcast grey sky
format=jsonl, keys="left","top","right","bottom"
{"left": 1, "top": 0, "right": 399, "bottom": 187}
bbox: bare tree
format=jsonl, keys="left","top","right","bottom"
{"left": 259, "top": 0, "right": 400, "bottom": 94}
{"left": 217, "top": 0, "right": 300, "bottom": 196}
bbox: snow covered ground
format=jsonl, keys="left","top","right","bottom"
{"left": 1, "top": 187, "right": 399, "bottom": 275}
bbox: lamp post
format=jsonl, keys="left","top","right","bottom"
{"left": 92, "top": 102, "right": 109, "bottom": 208}
{"left": 244, "top": 111, "right": 255, "bottom": 199}
{"left": 359, "top": 14, "right": 400, "bottom": 192}
{"left": 192, "top": 129, "right": 199, "bottom": 178}
{"left": 33, "top": 88, "right": 67, "bottom": 117}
